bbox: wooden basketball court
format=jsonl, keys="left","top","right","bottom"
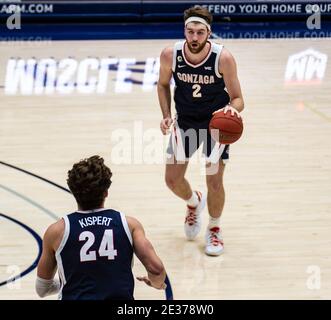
{"left": 0, "top": 38, "right": 330, "bottom": 299}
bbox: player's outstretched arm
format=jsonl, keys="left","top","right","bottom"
{"left": 127, "top": 216, "right": 166, "bottom": 290}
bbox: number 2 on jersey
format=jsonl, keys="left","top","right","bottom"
{"left": 192, "top": 84, "right": 202, "bottom": 98}
{"left": 79, "top": 229, "right": 118, "bottom": 262}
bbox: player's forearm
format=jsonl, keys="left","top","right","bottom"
{"left": 147, "top": 267, "right": 166, "bottom": 288}
{"left": 157, "top": 83, "right": 172, "bottom": 118}
{"left": 229, "top": 97, "right": 244, "bottom": 113}
{"left": 145, "top": 254, "right": 166, "bottom": 287}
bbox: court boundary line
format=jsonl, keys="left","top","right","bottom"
{"left": 0, "top": 213, "right": 42, "bottom": 288}
{"left": 0, "top": 184, "right": 59, "bottom": 220}
{"left": 303, "top": 102, "right": 331, "bottom": 123}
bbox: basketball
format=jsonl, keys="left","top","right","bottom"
{"left": 209, "top": 110, "right": 243, "bottom": 144}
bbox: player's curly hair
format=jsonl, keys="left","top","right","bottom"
{"left": 67, "top": 155, "right": 112, "bottom": 210}
{"left": 184, "top": 6, "right": 213, "bottom": 25}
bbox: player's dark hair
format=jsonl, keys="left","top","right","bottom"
{"left": 67, "top": 155, "right": 112, "bottom": 210}
{"left": 184, "top": 6, "right": 213, "bottom": 26}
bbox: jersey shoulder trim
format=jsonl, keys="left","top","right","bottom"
{"left": 55, "top": 215, "right": 70, "bottom": 256}
{"left": 172, "top": 41, "right": 185, "bottom": 72}
{"left": 119, "top": 212, "right": 133, "bottom": 246}
{"left": 55, "top": 215, "right": 70, "bottom": 299}
{"left": 211, "top": 42, "right": 224, "bottom": 78}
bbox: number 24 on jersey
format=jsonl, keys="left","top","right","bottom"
{"left": 79, "top": 229, "right": 118, "bottom": 262}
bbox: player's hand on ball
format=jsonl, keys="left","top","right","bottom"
{"left": 136, "top": 276, "right": 167, "bottom": 290}
{"left": 160, "top": 117, "right": 173, "bottom": 135}
{"left": 213, "top": 105, "right": 241, "bottom": 118}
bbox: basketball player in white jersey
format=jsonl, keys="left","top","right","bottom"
{"left": 36, "top": 155, "right": 166, "bottom": 300}
{"left": 158, "top": 6, "right": 244, "bottom": 256}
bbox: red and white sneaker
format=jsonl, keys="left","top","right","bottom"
{"left": 184, "top": 191, "right": 206, "bottom": 240}
{"left": 205, "top": 226, "right": 224, "bottom": 256}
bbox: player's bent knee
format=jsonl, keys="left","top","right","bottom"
{"left": 165, "top": 175, "right": 182, "bottom": 190}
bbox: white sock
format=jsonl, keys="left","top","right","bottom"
{"left": 208, "top": 216, "right": 220, "bottom": 229}
{"left": 186, "top": 191, "right": 199, "bottom": 208}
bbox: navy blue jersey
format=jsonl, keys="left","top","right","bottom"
{"left": 172, "top": 41, "right": 230, "bottom": 129}
{"left": 55, "top": 208, "right": 134, "bottom": 300}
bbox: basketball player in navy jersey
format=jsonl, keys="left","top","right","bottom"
{"left": 35, "top": 155, "right": 166, "bottom": 300}
{"left": 158, "top": 6, "right": 244, "bottom": 256}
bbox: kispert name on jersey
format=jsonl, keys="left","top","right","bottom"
{"left": 56, "top": 208, "right": 134, "bottom": 300}
{"left": 78, "top": 215, "right": 112, "bottom": 228}
{"left": 172, "top": 41, "right": 230, "bottom": 122}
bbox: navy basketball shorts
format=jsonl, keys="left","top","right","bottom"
{"left": 166, "top": 116, "right": 229, "bottom": 164}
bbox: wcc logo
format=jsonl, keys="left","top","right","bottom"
{"left": 284, "top": 49, "right": 328, "bottom": 85}
{"left": 4, "top": 57, "right": 161, "bottom": 95}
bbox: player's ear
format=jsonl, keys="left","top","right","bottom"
{"left": 104, "top": 190, "right": 108, "bottom": 198}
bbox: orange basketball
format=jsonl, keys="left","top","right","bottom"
{"left": 209, "top": 110, "right": 243, "bottom": 144}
